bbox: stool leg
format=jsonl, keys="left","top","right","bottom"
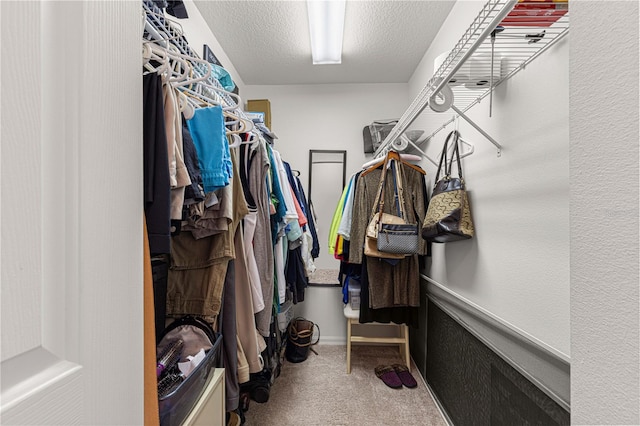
{"left": 398, "top": 325, "right": 405, "bottom": 364}
{"left": 403, "top": 325, "right": 410, "bottom": 369}
{"left": 346, "top": 318, "right": 352, "bottom": 374}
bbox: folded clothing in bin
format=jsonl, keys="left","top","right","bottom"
{"left": 157, "top": 315, "right": 222, "bottom": 426}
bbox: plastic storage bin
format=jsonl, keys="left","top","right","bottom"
{"left": 348, "top": 281, "right": 361, "bottom": 310}
{"left": 158, "top": 317, "right": 223, "bottom": 426}
{"left": 278, "top": 300, "right": 294, "bottom": 332}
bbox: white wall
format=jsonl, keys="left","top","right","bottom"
{"left": 570, "top": 2, "right": 639, "bottom": 424}
{"left": 408, "top": 1, "right": 570, "bottom": 357}
{"left": 242, "top": 83, "right": 409, "bottom": 342}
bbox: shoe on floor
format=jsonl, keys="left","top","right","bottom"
{"left": 374, "top": 364, "right": 402, "bottom": 389}
{"left": 391, "top": 363, "right": 418, "bottom": 388}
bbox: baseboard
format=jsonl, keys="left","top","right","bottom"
{"left": 317, "top": 337, "right": 345, "bottom": 345}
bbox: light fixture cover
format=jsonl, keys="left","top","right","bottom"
{"left": 307, "top": 0, "right": 346, "bottom": 64}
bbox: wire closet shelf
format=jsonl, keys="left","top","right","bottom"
{"left": 374, "top": 0, "right": 569, "bottom": 157}
{"left": 143, "top": 0, "right": 246, "bottom": 115}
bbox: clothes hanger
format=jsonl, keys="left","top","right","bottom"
{"left": 143, "top": 9, "right": 187, "bottom": 47}
{"left": 228, "top": 134, "right": 242, "bottom": 148}
{"left": 360, "top": 149, "right": 425, "bottom": 177}
{"left": 191, "top": 77, "right": 243, "bottom": 111}
{"left": 224, "top": 113, "right": 252, "bottom": 135}
{"left": 163, "top": 45, "right": 192, "bottom": 83}
{"left": 144, "top": 4, "right": 253, "bottom": 134}
{"left": 361, "top": 152, "right": 422, "bottom": 169}
{"left": 176, "top": 91, "right": 195, "bottom": 119}
{"left": 144, "top": 42, "right": 191, "bottom": 83}
{"left": 178, "top": 87, "right": 253, "bottom": 135}
{"left": 447, "top": 116, "right": 474, "bottom": 162}
{"left": 142, "top": 42, "right": 170, "bottom": 75}
{"left": 171, "top": 57, "right": 212, "bottom": 89}
{"left": 180, "top": 87, "right": 218, "bottom": 108}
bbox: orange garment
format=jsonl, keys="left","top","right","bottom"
{"left": 289, "top": 185, "right": 308, "bottom": 227}
{"left": 144, "top": 219, "right": 160, "bottom": 426}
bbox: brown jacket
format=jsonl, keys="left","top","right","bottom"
{"left": 349, "top": 163, "right": 428, "bottom": 309}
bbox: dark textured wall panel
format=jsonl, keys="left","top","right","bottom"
{"left": 409, "top": 281, "right": 429, "bottom": 378}
{"left": 426, "top": 300, "right": 570, "bottom": 426}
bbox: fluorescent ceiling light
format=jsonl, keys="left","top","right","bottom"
{"left": 307, "top": 0, "right": 346, "bottom": 65}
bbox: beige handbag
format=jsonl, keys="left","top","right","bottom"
{"left": 422, "top": 130, "right": 475, "bottom": 243}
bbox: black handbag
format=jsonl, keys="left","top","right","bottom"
{"left": 421, "top": 130, "right": 475, "bottom": 243}
{"left": 285, "top": 317, "right": 320, "bottom": 363}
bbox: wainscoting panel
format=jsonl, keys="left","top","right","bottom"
{"left": 426, "top": 300, "right": 570, "bottom": 425}
{"left": 409, "top": 280, "right": 429, "bottom": 377}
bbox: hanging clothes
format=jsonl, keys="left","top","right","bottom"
{"left": 166, "top": 151, "right": 249, "bottom": 322}
{"left": 162, "top": 80, "right": 191, "bottom": 221}
{"left": 328, "top": 181, "right": 351, "bottom": 255}
{"left": 337, "top": 172, "right": 359, "bottom": 240}
{"left": 180, "top": 116, "right": 206, "bottom": 206}
{"left": 240, "top": 140, "right": 275, "bottom": 337}
{"left": 143, "top": 4, "right": 310, "bottom": 412}
{"left": 242, "top": 210, "right": 266, "bottom": 314}
{"left": 291, "top": 171, "right": 320, "bottom": 261}
{"left": 233, "top": 223, "right": 266, "bottom": 376}
{"left": 349, "top": 160, "right": 429, "bottom": 312}
{"left": 186, "top": 105, "right": 233, "bottom": 193}
{"left": 143, "top": 72, "right": 171, "bottom": 256}
{"left": 266, "top": 144, "right": 287, "bottom": 245}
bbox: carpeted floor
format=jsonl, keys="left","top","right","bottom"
{"left": 243, "top": 345, "right": 447, "bottom": 426}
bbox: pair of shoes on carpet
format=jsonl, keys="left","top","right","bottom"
{"left": 239, "top": 368, "right": 272, "bottom": 403}
{"left": 374, "top": 364, "right": 418, "bottom": 389}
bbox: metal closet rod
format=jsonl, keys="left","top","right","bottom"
{"left": 374, "top": 0, "right": 518, "bottom": 158}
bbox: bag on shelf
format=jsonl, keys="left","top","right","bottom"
{"left": 422, "top": 130, "right": 475, "bottom": 243}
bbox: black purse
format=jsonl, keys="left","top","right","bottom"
{"left": 285, "top": 317, "right": 320, "bottom": 363}
{"left": 421, "top": 130, "right": 475, "bottom": 243}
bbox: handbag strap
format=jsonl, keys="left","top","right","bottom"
{"left": 390, "top": 160, "right": 402, "bottom": 218}
{"left": 444, "top": 130, "right": 464, "bottom": 180}
{"left": 434, "top": 130, "right": 461, "bottom": 182}
{"left": 371, "top": 153, "right": 393, "bottom": 219}
{"left": 390, "top": 159, "right": 410, "bottom": 221}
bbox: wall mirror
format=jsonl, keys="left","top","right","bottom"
{"left": 307, "top": 150, "right": 347, "bottom": 286}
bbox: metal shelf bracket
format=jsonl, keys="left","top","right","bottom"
{"left": 450, "top": 105, "right": 502, "bottom": 157}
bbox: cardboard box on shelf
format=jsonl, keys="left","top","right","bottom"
{"left": 247, "top": 99, "right": 272, "bottom": 130}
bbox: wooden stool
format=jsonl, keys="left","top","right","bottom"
{"left": 344, "top": 304, "right": 410, "bottom": 374}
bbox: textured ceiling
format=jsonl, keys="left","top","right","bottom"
{"left": 194, "top": 0, "right": 455, "bottom": 85}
